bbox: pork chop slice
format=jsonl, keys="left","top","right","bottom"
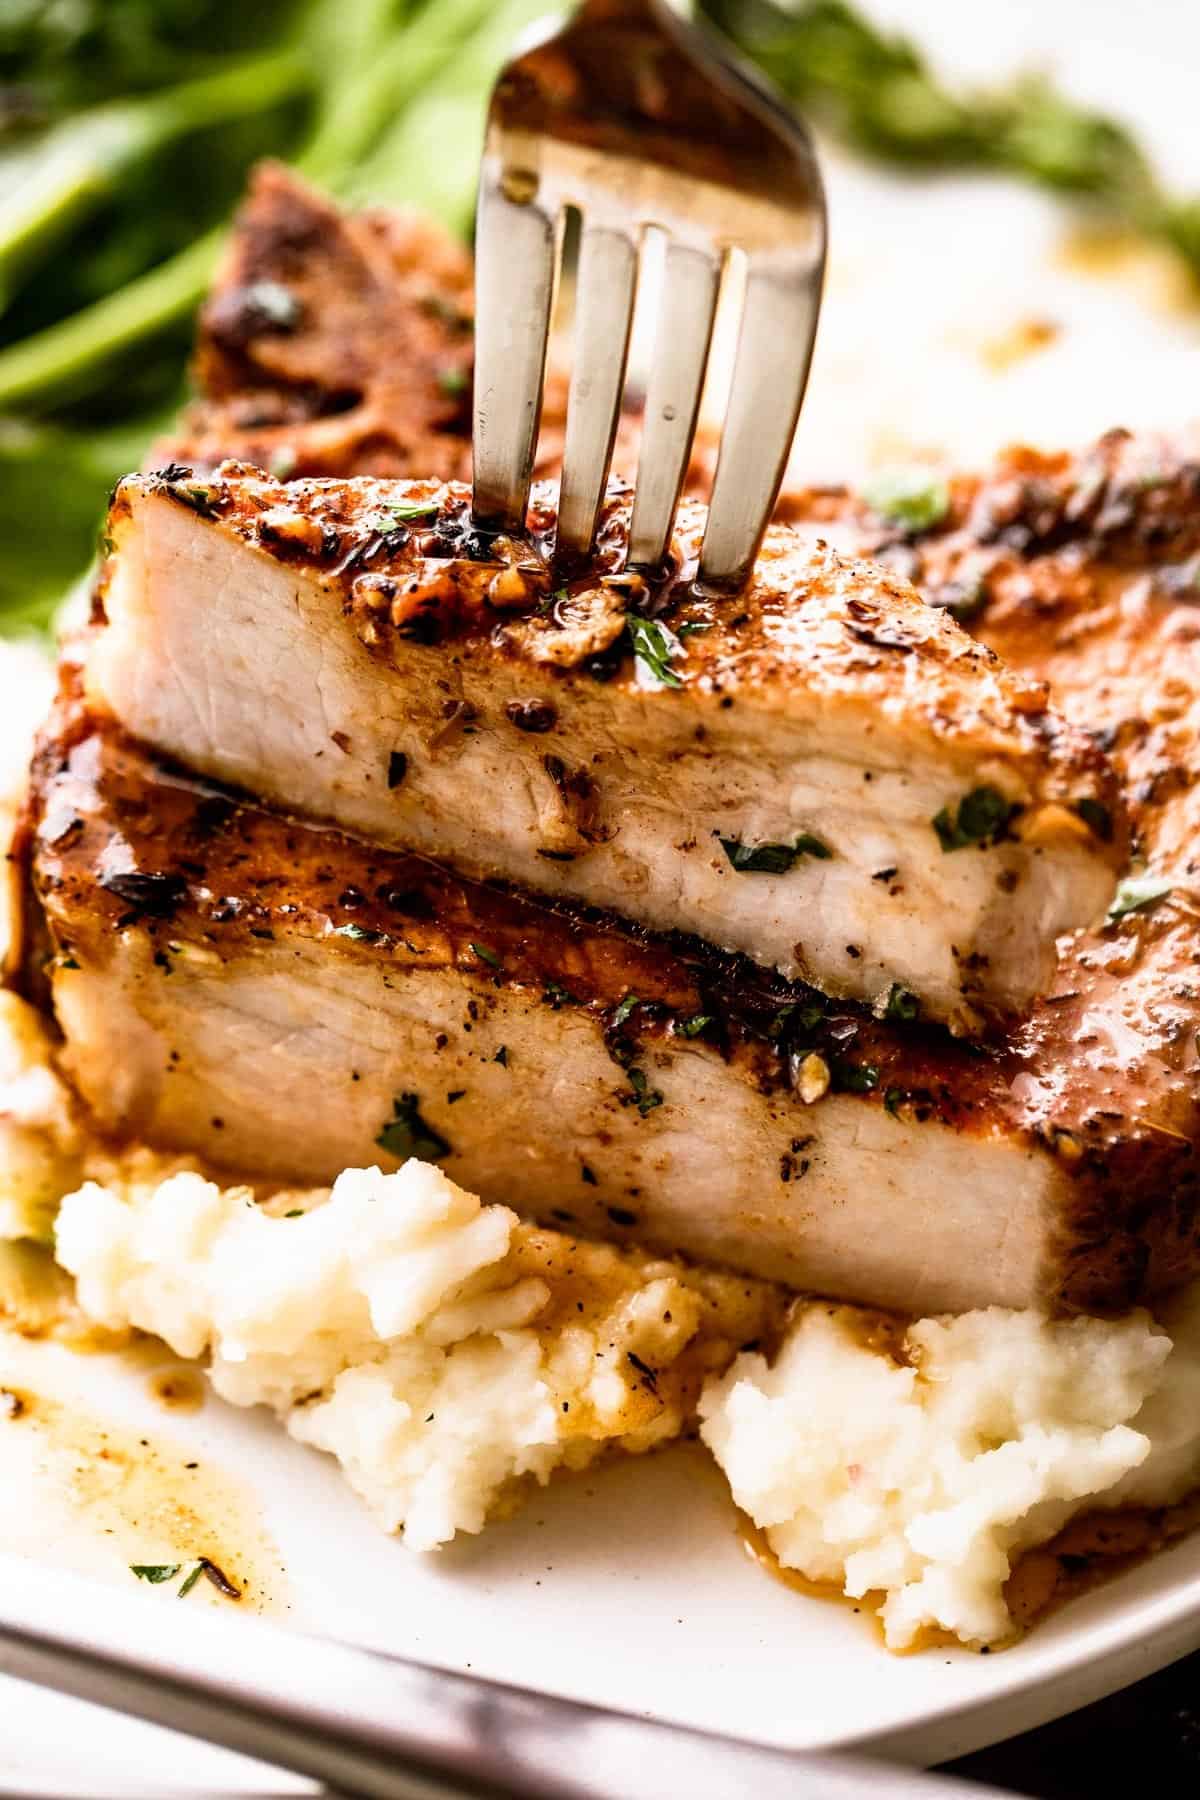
{"left": 85, "top": 464, "right": 1124, "bottom": 1031}
{"left": 24, "top": 689, "right": 1196, "bottom": 1318}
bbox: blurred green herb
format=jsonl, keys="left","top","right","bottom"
{"left": 0, "top": 0, "right": 550, "bottom": 637}
{"left": 702, "top": 0, "right": 1200, "bottom": 283}
{"left": 5, "top": 0, "right": 1200, "bottom": 646}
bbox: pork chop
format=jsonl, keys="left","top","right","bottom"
{"left": 85, "top": 465, "right": 1123, "bottom": 1030}
{"left": 24, "top": 679, "right": 1196, "bottom": 1318}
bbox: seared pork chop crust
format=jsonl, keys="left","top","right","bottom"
{"left": 158, "top": 163, "right": 476, "bottom": 484}
{"left": 25, "top": 681, "right": 1198, "bottom": 1315}
{"left": 87, "top": 464, "right": 1123, "bottom": 1027}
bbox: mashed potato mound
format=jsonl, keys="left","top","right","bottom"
{"left": 700, "top": 1298, "right": 1200, "bottom": 1648}
{"left": 55, "top": 1159, "right": 781, "bottom": 1549}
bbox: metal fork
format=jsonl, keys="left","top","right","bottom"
{"left": 471, "top": 0, "right": 826, "bottom": 589}
{"left": 0, "top": 1556, "right": 1025, "bottom": 1800}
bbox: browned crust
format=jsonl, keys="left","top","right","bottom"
{"left": 26, "top": 674, "right": 1199, "bottom": 1314}
{"left": 98, "top": 462, "right": 1126, "bottom": 836}
{"left": 156, "top": 162, "right": 475, "bottom": 484}
{"left": 153, "top": 161, "right": 678, "bottom": 495}
{"left": 34, "top": 176, "right": 1200, "bottom": 1311}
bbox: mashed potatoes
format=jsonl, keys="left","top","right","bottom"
{"left": 54, "top": 1157, "right": 781, "bottom": 1550}
{"left": 700, "top": 1299, "right": 1200, "bottom": 1648}
{"left": 1, "top": 973, "right": 1199, "bottom": 1647}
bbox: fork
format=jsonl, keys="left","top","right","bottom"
{"left": 0, "top": 1555, "right": 1023, "bottom": 1800}
{"left": 471, "top": 0, "right": 826, "bottom": 589}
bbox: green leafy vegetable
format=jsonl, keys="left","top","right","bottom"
{"left": 375, "top": 1092, "right": 450, "bottom": 1162}
{"left": 677, "top": 1013, "right": 713, "bottom": 1038}
{"left": 932, "top": 786, "right": 1015, "bottom": 852}
{"left": 469, "top": 941, "right": 502, "bottom": 969}
{"left": 543, "top": 982, "right": 580, "bottom": 1010}
{"left": 701, "top": 1, "right": 1200, "bottom": 292}
{"left": 377, "top": 499, "right": 440, "bottom": 522}
{"left": 720, "top": 833, "right": 832, "bottom": 874}
{"left": 176, "top": 1562, "right": 204, "bottom": 1599}
{"left": 832, "top": 1060, "right": 880, "bottom": 1094}
{"left": 862, "top": 467, "right": 950, "bottom": 532}
{"left": 626, "top": 615, "right": 684, "bottom": 690}
{"left": 1106, "top": 873, "right": 1174, "bottom": 924}
{"left": 611, "top": 993, "right": 640, "bottom": 1029}
{"left": 882, "top": 985, "right": 919, "bottom": 1023}
{"left": 626, "top": 1067, "right": 663, "bottom": 1116}
{"left": 130, "top": 1563, "right": 181, "bottom": 1584}
{"left": 9, "top": 0, "right": 1200, "bottom": 651}
{"left": 334, "top": 921, "right": 386, "bottom": 944}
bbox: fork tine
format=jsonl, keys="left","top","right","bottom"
{"left": 556, "top": 223, "right": 639, "bottom": 560}
{"left": 471, "top": 170, "right": 557, "bottom": 531}
{"left": 627, "top": 240, "right": 721, "bottom": 571}
{"left": 698, "top": 253, "right": 822, "bottom": 590}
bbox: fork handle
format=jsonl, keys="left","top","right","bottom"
{"left": 0, "top": 1555, "right": 1004, "bottom": 1800}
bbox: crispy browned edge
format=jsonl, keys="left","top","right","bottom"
{"left": 99, "top": 462, "right": 1128, "bottom": 843}
{"left": 17, "top": 167, "right": 1200, "bottom": 1313}
{"left": 25, "top": 654, "right": 1200, "bottom": 1316}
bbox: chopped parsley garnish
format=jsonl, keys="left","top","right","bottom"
{"left": 627, "top": 1067, "right": 663, "bottom": 1116}
{"left": 832, "top": 1060, "right": 880, "bottom": 1094}
{"left": 627, "top": 615, "right": 684, "bottom": 690}
{"left": 720, "top": 833, "right": 832, "bottom": 874}
{"left": 375, "top": 1092, "right": 450, "bottom": 1162}
{"left": 283, "top": 1209, "right": 304, "bottom": 1219}
{"left": 863, "top": 467, "right": 950, "bottom": 533}
{"left": 611, "top": 992, "right": 640, "bottom": 1029}
{"left": 932, "top": 786, "right": 1014, "bottom": 851}
{"left": 769, "top": 1000, "right": 824, "bottom": 1040}
{"left": 677, "top": 1013, "right": 713, "bottom": 1038}
{"left": 387, "top": 751, "right": 408, "bottom": 789}
{"left": 1072, "top": 797, "right": 1113, "bottom": 841}
{"left": 176, "top": 1563, "right": 203, "bottom": 1599}
{"left": 130, "top": 1564, "right": 182, "bottom": 1584}
{"left": 470, "top": 941, "right": 502, "bottom": 969}
{"left": 884, "top": 1086, "right": 905, "bottom": 1118}
{"left": 378, "top": 499, "right": 440, "bottom": 522}
{"left": 1106, "top": 873, "right": 1174, "bottom": 924}
{"left": 882, "top": 985, "right": 920, "bottom": 1024}
{"left": 543, "top": 982, "right": 580, "bottom": 1010}
{"left": 437, "top": 366, "right": 468, "bottom": 395}
{"left": 334, "top": 921, "right": 386, "bottom": 944}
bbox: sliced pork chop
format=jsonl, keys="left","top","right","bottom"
{"left": 24, "top": 689, "right": 1196, "bottom": 1317}
{"left": 85, "top": 465, "right": 1124, "bottom": 1031}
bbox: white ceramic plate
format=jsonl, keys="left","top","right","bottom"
{"left": 3, "top": 1327, "right": 1200, "bottom": 1795}
{"left": 8, "top": 3, "right": 1200, "bottom": 1791}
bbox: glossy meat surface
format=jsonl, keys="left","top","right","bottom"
{"left": 86, "top": 464, "right": 1122, "bottom": 1028}
{"left": 24, "top": 686, "right": 1199, "bottom": 1316}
